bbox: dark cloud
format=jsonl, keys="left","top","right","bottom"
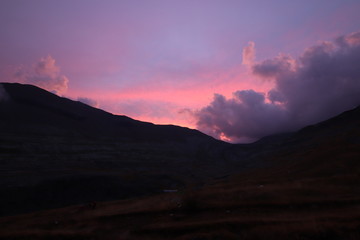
{"left": 267, "top": 89, "right": 285, "bottom": 103}
{"left": 196, "top": 31, "right": 360, "bottom": 142}
{"left": 196, "top": 91, "right": 291, "bottom": 142}
{"left": 77, "top": 97, "right": 99, "bottom": 108}
{"left": 252, "top": 54, "right": 295, "bottom": 78}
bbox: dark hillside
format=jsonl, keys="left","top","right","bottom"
{"left": 0, "top": 83, "right": 359, "bottom": 239}
{"left": 1, "top": 83, "right": 215, "bottom": 142}
{"left": 0, "top": 103, "right": 359, "bottom": 239}
{"left": 0, "top": 83, "right": 229, "bottom": 216}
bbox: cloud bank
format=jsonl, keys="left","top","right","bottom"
{"left": 13, "top": 56, "right": 69, "bottom": 95}
{"left": 196, "top": 31, "right": 360, "bottom": 142}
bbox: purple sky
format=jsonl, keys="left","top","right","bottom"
{"left": 1, "top": 0, "right": 360, "bottom": 142}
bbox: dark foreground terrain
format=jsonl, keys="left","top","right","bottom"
{"left": 0, "top": 172, "right": 359, "bottom": 240}
{"left": 0, "top": 83, "right": 359, "bottom": 239}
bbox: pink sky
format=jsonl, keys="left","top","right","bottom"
{"left": 1, "top": 0, "right": 360, "bottom": 142}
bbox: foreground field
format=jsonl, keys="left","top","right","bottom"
{"left": 1, "top": 173, "right": 359, "bottom": 240}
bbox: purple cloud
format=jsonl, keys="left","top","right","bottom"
{"left": 252, "top": 54, "right": 296, "bottom": 78}
{"left": 242, "top": 41, "right": 255, "bottom": 66}
{"left": 196, "top": 90, "right": 291, "bottom": 143}
{"left": 196, "top": 31, "right": 360, "bottom": 142}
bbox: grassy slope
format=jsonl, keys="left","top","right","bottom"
{"left": 0, "top": 175, "right": 358, "bottom": 240}
{"left": 1, "top": 134, "right": 359, "bottom": 240}
{"left": 1, "top": 85, "right": 359, "bottom": 239}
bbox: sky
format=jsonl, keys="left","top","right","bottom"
{"left": 1, "top": 0, "right": 360, "bottom": 142}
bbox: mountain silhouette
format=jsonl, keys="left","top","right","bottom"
{"left": 0, "top": 82, "right": 219, "bottom": 143}
{"left": 0, "top": 83, "right": 227, "bottom": 216}
{"left": 0, "top": 82, "right": 359, "bottom": 220}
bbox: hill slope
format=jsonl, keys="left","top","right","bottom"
{"left": 0, "top": 91, "right": 359, "bottom": 239}
{"left": 0, "top": 83, "right": 230, "bottom": 216}
{"left": 0, "top": 82, "right": 215, "bottom": 142}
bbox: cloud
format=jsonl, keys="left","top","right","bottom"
{"left": 196, "top": 31, "right": 360, "bottom": 142}
{"left": 252, "top": 54, "right": 296, "bottom": 78}
{"left": 0, "top": 83, "right": 10, "bottom": 102}
{"left": 196, "top": 90, "right": 291, "bottom": 142}
{"left": 242, "top": 41, "right": 255, "bottom": 66}
{"left": 12, "top": 56, "right": 69, "bottom": 95}
{"left": 77, "top": 97, "right": 99, "bottom": 108}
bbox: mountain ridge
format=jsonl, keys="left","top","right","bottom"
{"left": 1, "top": 82, "right": 217, "bottom": 143}
{"left": 0, "top": 82, "right": 229, "bottom": 216}
{"left": 0, "top": 82, "right": 359, "bottom": 220}
{"left": 0, "top": 83, "right": 359, "bottom": 239}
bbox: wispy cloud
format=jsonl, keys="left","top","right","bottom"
{"left": 12, "top": 56, "right": 69, "bottom": 95}
{"left": 242, "top": 41, "right": 256, "bottom": 67}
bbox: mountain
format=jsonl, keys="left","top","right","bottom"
{"left": 0, "top": 82, "right": 229, "bottom": 216}
{"left": 0, "top": 82, "right": 217, "bottom": 142}
{"left": 241, "top": 104, "right": 360, "bottom": 179}
{"left": 0, "top": 83, "right": 359, "bottom": 239}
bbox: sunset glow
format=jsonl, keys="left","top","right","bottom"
{"left": 1, "top": 0, "right": 360, "bottom": 142}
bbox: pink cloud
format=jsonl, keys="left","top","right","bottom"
{"left": 10, "top": 56, "right": 69, "bottom": 95}
{"left": 242, "top": 41, "right": 255, "bottom": 66}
